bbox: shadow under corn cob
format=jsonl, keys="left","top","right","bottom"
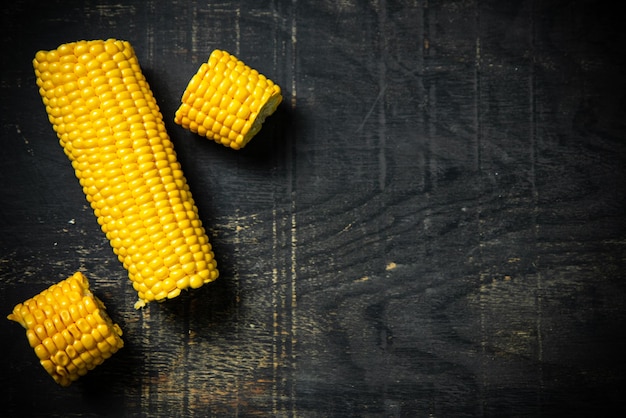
{"left": 33, "top": 39, "right": 218, "bottom": 309}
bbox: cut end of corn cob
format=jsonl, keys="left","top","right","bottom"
{"left": 33, "top": 39, "right": 219, "bottom": 308}
{"left": 174, "top": 49, "right": 283, "bottom": 150}
{"left": 7, "top": 272, "right": 124, "bottom": 387}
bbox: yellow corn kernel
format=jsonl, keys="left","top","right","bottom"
{"left": 174, "top": 49, "right": 282, "bottom": 150}
{"left": 33, "top": 39, "right": 219, "bottom": 308}
{"left": 7, "top": 272, "right": 124, "bottom": 387}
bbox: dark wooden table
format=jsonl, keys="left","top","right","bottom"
{"left": 1, "top": 0, "right": 625, "bottom": 416}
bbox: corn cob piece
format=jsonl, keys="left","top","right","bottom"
{"left": 7, "top": 272, "right": 124, "bottom": 387}
{"left": 174, "top": 49, "right": 282, "bottom": 150}
{"left": 33, "top": 39, "right": 219, "bottom": 309}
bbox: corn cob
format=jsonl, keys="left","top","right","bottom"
{"left": 174, "top": 49, "right": 282, "bottom": 150}
{"left": 7, "top": 272, "right": 124, "bottom": 387}
{"left": 33, "top": 39, "right": 219, "bottom": 309}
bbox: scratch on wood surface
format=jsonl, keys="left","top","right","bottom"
{"left": 140, "top": 307, "right": 152, "bottom": 414}
{"left": 339, "top": 222, "right": 353, "bottom": 234}
{"left": 93, "top": 3, "right": 135, "bottom": 18}
{"left": 289, "top": 3, "right": 298, "bottom": 414}
{"left": 291, "top": 0, "right": 298, "bottom": 109}
{"left": 468, "top": 271, "right": 544, "bottom": 360}
{"left": 377, "top": 0, "right": 387, "bottom": 192}
{"left": 235, "top": 6, "right": 241, "bottom": 56}
{"left": 356, "top": 88, "right": 384, "bottom": 133}
{"left": 215, "top": 211, "right": 259, "bottom": 232}
{"left": 290, "top": 200, "right": 298, "bottom": 413}
{"left": 528, "top": 0, "right": 545, "bottom": 400}
{"left": 14, "top": 125, "right": 34, "bottom": 157}
{"left": 473, "top": 3, "right": 487, "bottom": 412}
{"left": 191, "top": 7, "right": 199, "bottom": 59}
{"left": 428, "top": 82, "right": 438, "bottom": 190}
{"left": 145, "top": 0, "right": 155, "bottom": 63}
{"left": 271, "top": 208, "right": 279, "bottom": 416}
{"left": 80, "top": 2, "right": 136, "bottom": 27}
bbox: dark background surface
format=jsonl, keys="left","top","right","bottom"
{"left": 1, "top": 0, "right": 625, "bottom": 416}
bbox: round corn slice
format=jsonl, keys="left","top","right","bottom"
{"left": 7, "top": 272, "right": 123, "bottom": 387}
{"left": 174, "top": 49, "right": 283, "bottom": 150}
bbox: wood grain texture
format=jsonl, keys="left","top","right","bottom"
{"left": 1, "top": 0, "right": 625, "bottom": 416}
